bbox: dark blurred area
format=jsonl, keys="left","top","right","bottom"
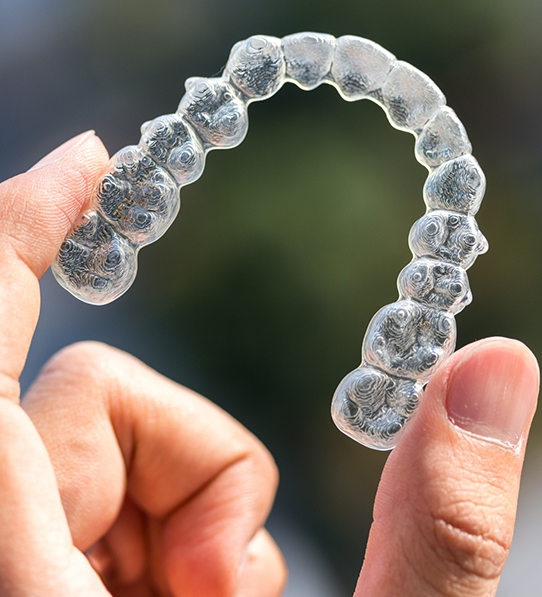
{"left": 2, "top": 0, "right": 542, "bottom": 594}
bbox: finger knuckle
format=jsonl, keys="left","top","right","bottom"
{"left": 415, "top": 496, "right": 511, "bottom": 589}
{"left": 244, "top": 430, "right": 279, "bottom": 489}
{"left": 255, "top": 440, "right": 280, "bottom": 494}
{"left": 42, "top": 341, "right": 122, "bottom": 383}
{"left": 227, "top": 436, "right": 279, "bottom": 522}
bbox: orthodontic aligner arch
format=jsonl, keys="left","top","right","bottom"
{"left": 52, "top": 32, "right": 488, "bottom": 451}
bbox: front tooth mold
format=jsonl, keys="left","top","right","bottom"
{"left": 178, "top": 77, "right": 249, "bottom": 148}
{"left": 381, "top": 61, "right": 446, "bottom": 132}
{"left": 409, "top": 210, "right": 488, "bottom": 269}
{"left": 282, "top": 32, "right": 336, "bottom": 90}
{"left": 224, "top": 35, "right": 286, "bottom": 101}
{"left": 415, "top": 106, "right": 472, "bottom": 169}
{"left": 52, "top": 33, "right": 488, "bottom": 451}
{"left": 424, "top": 154, "right": 486, "bottom": 214}
{"left": 330, "top": 35, "right": 396, "bottom": 101}
{"left": 51, "top": 211, "right": 137, "bottom": 305}
{"left": 96, "top": 145, "right": 180, "bottom": 246}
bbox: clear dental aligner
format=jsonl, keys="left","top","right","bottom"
{"left": 52, "top": 32, "right": 488, "bottom": 450}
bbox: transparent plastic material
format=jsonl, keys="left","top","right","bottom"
{"left": 52, "top": 33, "right": 488, "bottom": 451}
{"left": 362, "top": 300, "right": 456, "bottom": 383}
{"left": 409, "top": 210, "right": 488, "bottom": 269}
{"left": 415, "top": 106, "right": 472, "bottom": 168}
{"left": 178, "top": 78, "right": 249, "bottom": 148}
{"left": 424, "top": 155, "right": 486, "bottom": 214}
{"left": 381, "top": 61, "right": 446, "bottom": 132}
{"left": 331, "top": 36, "right": 395, "bottom": 101}
{"left": 283, "top": 32, "right": 336, "bottom": 90}
{"left": 53, "top": 211, "right": 137, "bottom": 304}
{"left": 397, "top": 258, "right": 472, "bottom": 313}
{"left": 139, "top": 114, "right": 205, "bottom": 186}
{"left": 224, "top": 35, "right": 285, "bottom": 100}
{"left": 95, "top": 145, "right": 179, "bottom": 246}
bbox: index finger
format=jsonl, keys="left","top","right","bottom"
{"left": 0, "top": 131, "right": 109, "bottom": 402}
{"left": 23, "top": 341, "right": 281, "bottom": 597}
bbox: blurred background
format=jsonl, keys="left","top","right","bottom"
{"left": 2, "top": 0, "right": 542, "bottom": 594}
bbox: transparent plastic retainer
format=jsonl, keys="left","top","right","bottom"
{"left": 52, "top": 33, "right": 488, "bottom": 451}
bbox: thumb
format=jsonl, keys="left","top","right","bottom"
{"left": 3, "top": 131, "right": 108, "bottom": 276}
{"left": 356, "top": 337, "right": 539, "bottom": 597}
{"left": 0, "top": 131, "right": 109, "bottom": 402}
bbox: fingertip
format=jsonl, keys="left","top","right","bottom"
{"left": 360, "top": 338, "right": 539, "bottom": 596}
{"left": 28, "top": 131, "right": 99, "bottom": 172}
{"left": 0, "top": 131, "right": 110, "bottom": 276}
{"left": 445, "top": 337, "right": 539, "bottom": 448}
{"left": 28, "top": 130, "right": 110, "bottom": 224}
{"left": 405, "top": 337, "right": 540, "bottom": 453}
{"left": 235, "top": 529, "right": 287, "bottom": 597}
{"left": 59, "top": 131, "right": 110, "bottom": 185}
{"left": 162, "top": 452, "right": 278, "bottom": 597}
{"left": 391, "top": 337, "right": 539, "bottom": 456}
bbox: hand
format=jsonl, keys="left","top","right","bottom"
{"left": 0, "top": 131, "right": 538, "bottom": 597}
{"left": 357, "top": 336, "right": 538, "bottom": 596}
{"left": 0, "top": 132, "right": 285, "bottom": 597}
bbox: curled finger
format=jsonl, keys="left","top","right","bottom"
{"left": 23, "top": 341, "right": 281, "bottom": 597}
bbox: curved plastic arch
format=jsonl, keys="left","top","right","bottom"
{"left": 52, "top": 33, "right": 488, "bottom": 450}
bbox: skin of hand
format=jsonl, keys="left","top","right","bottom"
{"left": 0, "top": 131, "right": 538, "bottom": 597}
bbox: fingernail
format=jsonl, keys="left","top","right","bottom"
{"left": 447, "top": 338, "right": 539, "bottom": 446}
{"left": 28, "top": 130, "right": 95, "bottom": 172}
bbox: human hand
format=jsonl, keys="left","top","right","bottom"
{"left": 0, "top": 131, "right": 286, "bottom": 596}
{"left": 355, "top": 339, "right": 539, "bottom": 596}
{"left": 0, "top": 132, "right": 538, "bottom": 597}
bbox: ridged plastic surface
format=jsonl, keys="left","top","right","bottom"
{"left": 52, "top": 33, "right": 488, "bottom": 450}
